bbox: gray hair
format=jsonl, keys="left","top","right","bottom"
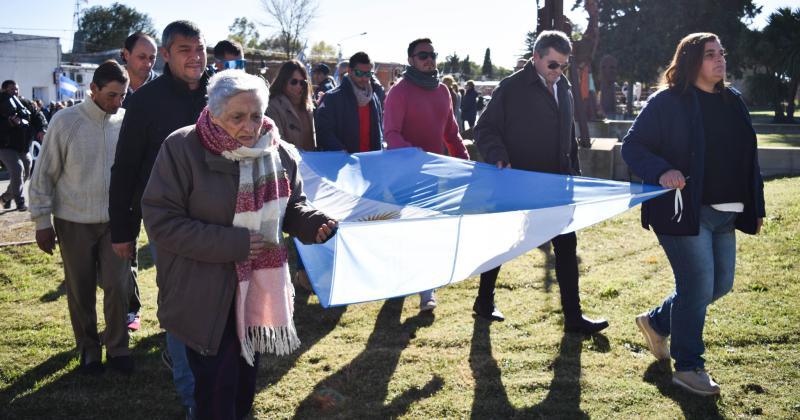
{"left": 533, "top": 30, "right": 572, "bottom": 57}
{"left": 207, "top": 70, "right": 269, "bottom": 117}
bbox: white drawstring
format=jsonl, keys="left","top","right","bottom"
{"left": 672, "top": 188, "right": 683, "bottom": 223}
{"left": 671, "top": 176, "right": 690, "bottom": 223}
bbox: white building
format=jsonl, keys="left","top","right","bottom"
{"left": 0, "top": 33, "right": 61, "bottom": 103}
{"left": 59, "top": 63, "right": 99, "bottom": 101}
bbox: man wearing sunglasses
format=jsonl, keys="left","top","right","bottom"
{"left": 213, "top": 40, "right": 245, "bottom": 72}
{"left": 473, "top": 31, "right": 609, "bottom": 334}
{"left": 384, "top": 38, "right": 470, "bottom": 313}
{"left": 315, "top": 52, "right": 383, "bottom": 153}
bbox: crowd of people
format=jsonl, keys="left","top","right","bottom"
{"left": 0, "top": 16, "right": 764, "bottom": 418}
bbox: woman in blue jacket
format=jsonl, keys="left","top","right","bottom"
{"left": 622, "top": 32, "right": 765, "bottom": 397}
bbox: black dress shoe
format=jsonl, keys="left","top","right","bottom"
{"left": 107, "top": 355, "right": 134, "bottom": 375}
{"left": 564, "top": 316, "right": 609, "bottom": 334}
{"left": 473, "top": 299, "right": 505, "bottom": 322}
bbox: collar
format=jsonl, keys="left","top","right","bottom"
{"left": 536, "top": 72, "right": 561, "bottom": 89}
{"left": 81, "top": 97, "right": 112, "bottom": 122}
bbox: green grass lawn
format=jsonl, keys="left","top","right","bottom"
{"left": 2, "top": 177, "right": 799, "bottom": 419}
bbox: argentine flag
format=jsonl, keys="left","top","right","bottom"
{"left": 58, "top": 75, "right": 79, "bottom": 98}
{"left": 296, "top": 148, "right": 668, "bottom": 307}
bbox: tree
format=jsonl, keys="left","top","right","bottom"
{"left": 309, "top": 41, "right": 337, "bottom": 60}
{"left": 522, "top": 31, "right": 536, "bottom": 59}
{"left": 260, "top": 0, "right": 319, "bottom": 59}
{"left": 761, "top": 7, "right": 800, "bottom": 121}
{"left": 595, "top": 0, "right": 760, "bottom": 85}
{"left": 444, "top": 52, "right": 460, "bottom": 74}
{"left": 77, "top": 3, "right": 157, "bottom": 53}
{"left": 229, "top": 17, "right": 261, "bottom": 49}
{"left": 482, "top": 48, "right": 493, "bottom": 77}
{"left": 461, "top": 55, "right": 474, "bottom": 78}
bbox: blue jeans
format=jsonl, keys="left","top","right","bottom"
{"left": 167, "top": 332, "right": 196, "bottom": 410}
{"left": 648, "top": 206, "right": 737, "bottom": 371}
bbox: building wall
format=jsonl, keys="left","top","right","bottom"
{"left": 0, "top": 35, "right": 61, "bottom": 103}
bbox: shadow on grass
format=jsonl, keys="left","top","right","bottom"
{"left": 39, "top": 280, "right": 66, "bottom": 302}
{"left": 291, "top": 297, "right": 441, "bottom": 418}
{"left": 258, "top": 288, "right": 347, "bottom": 382}
{"left": 470, "top": 317, "right": 601, "bottom": 419}
{"left": 643, "top": 361, "right": 723, "bottom": 420}
{"left": 0, "top": 332, "right": 179, "bottom": 419}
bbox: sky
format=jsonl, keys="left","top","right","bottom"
{"left": 3, "top": 0, "right": 796, "bottom": 69}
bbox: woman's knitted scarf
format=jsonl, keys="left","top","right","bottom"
{"left": 402, "top": 66, "right": 441, "bottom": 91}
{"left": 196, "top": 107, "right": 300, "bottom": 366}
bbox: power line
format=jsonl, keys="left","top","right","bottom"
{"left": 0, "top": 27, "right": 74, "bottom": 33}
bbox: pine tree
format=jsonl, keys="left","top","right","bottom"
{"left": 482, "top": 48, "right": 493, "bottom": 77}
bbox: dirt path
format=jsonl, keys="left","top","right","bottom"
{"left": 0, "top": 208, "right": 34, "bottom": 245}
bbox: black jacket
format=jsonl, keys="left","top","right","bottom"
{"left": 461, "top": 88, "right": 478, "bottom": 119}
{"left": 0, "top": 92, "right": 31, "bottom": 152}
{"left": 314, "top": 76, "right": 383, "bottom": 153}
{"left": 621, "top": 87, "right": 765, "bottom": 235}
{"left": 109, "top": 64, "right": 210, "bottom": 243}
{"left": 475, "top": 61, "right": 580, "bottom": 175}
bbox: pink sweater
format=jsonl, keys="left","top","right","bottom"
{"left": 383, "top": 79, "right": 469, "bottom": 159}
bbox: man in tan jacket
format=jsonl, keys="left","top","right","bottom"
{"left": 28, "top": 61, "right": 133, "bottom": 375}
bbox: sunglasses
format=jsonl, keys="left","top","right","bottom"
{"left": 353, "top": 69, "right": 374, "bottom": 78}
{"left": 289, "top": 78, "right": 308, "bottom": 86}
{"left": 414, "top": 51, "right": 438, "bottom": 61}
{"left": 547, "top": 61, "right": 569, "bottom": 71}
{"left": 220, "top": 59, "right": 246, "bottom": 70}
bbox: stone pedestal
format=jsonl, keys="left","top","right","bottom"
{"left": 578, "top": 138, "right": 619, "bottom": 180}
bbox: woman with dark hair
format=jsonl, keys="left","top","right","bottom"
{"left": 266, "top": 60, "right": 316, "bottom": 151}
{"left": 622, "top": 32, "right": 765, "bottom": 396}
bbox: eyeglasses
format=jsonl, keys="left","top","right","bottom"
{"left": 218, "top": 59, "right": 246, "bottom": 70}
{"left": 289, "top": 78, "right": 308, "bottom": 86}
{"left": 547, "top": 61, "right": 569, "bottom": 71}
{"left": 413, "top": 51, "right": 438, "bottom": 61}
{"left": 353, "top": 69, "right": 374, "bottom": 78}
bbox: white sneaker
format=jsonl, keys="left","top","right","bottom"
{"left": 672, "top": 368, "right": 721, "bottom": 396}
{"left": 636, "top": 312, "right": 670, "bottom": 360}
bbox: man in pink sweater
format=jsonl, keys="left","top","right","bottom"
{"left": 383, "top": 37, "right": 470, "bottom": 312}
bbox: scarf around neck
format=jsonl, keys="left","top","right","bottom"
{"left": 348, "top": 76, "right": 374, "bottom": 107}
{"left": 402, "top": 66, "right": 441, "bottom": 91}
{"left": 196, "top": 107, "right": 300, "bottom": 365}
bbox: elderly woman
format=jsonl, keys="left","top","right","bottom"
{"left": 266, "top": 60, "right": 316, "bottom": 151}
{"left": 622, "top": 32, "right": 764, "bottom": 396}
{"left": 142, "top": 70, "right": 336, "bottom": 419}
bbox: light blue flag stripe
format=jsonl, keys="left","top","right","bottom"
{"left": 295, "top": 148, "right": 667, "bottom": 307}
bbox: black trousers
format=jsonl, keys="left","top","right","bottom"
{"left": 186, "top": 303, "right": 260, "bottom": 420}
{"left": 478, "top": 232, "right": 582, "bottom": 321}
